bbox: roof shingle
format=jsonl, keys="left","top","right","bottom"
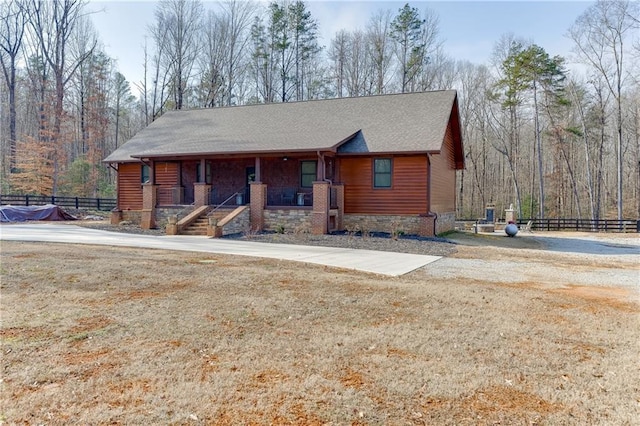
{"left": 104, "top": 90, "right": 458, "bottom": 163}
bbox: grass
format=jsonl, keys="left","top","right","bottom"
{"left": 1, "top": 238, "right": 638, "bottom": 425}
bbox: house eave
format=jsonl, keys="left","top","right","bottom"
{"left": 130, "top": 147, "right": 339, "bottom": 161}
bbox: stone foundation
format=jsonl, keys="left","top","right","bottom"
{"left": 220, "top": 207, "right": 250, "bottom": 236}
{"left": 121, "top": 210, "right": 142, "bottom": 224}
{"left": 343, "top": 212, "right": 457, "bottom": 237}
{"left": 435, "top": 211, "right": 456, "bottom": 235}
{"left": 263, "top": 209, "right": 312, "bottom": 233}
{"left": 156, "top": 206, "right": 195, "bottom": 229}
{"left": 343, "top": 214, "right": 423, "bottom": 236}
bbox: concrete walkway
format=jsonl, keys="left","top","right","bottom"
{"left": 0, "top": 223, "right": 441, "bottom": 276}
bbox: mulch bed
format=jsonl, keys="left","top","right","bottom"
{"left": 75, "top": 221, "right": 458, "bottom": 257}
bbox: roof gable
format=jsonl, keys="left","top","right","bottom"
{"left": 104, "top": 90, "right": 461, "bottom": 163}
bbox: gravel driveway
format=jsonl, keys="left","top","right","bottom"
{"left": 427, "top": 232, "right": 639, "bottom": 297}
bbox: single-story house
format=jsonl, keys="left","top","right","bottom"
{"left": 103, "top": 90, "right": 464, "bottom": 236}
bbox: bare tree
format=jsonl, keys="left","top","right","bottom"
{"left": 152, "top": 0, "right": 203, "bottom": 110}
{"left": 0, "top": 0, "right": 25, "bottom": 173}
{"left": 199, "top": 9, "right": 228, "bottom": 107}
{"left": 250, "top": 13, "right": 277, "bottom": 103}
{"left": 25, "top": 0, "right": 96, "bottom": 195}
{"left": 344, "top": 30, "right": 370, "bottom": 97}
{"left": 568, "top": 0, "right": 640, "bottom": 220}
{"left": 328, "top": 30, "right": 347, "bottom": 98}
{"left": 366, "top": 9, "right": 393, "bottom": 95}
{"left": 219, "top": 0, "right": 255, "bottom": 105}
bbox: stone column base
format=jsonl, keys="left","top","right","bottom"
{"left": 141, "top": 209, "right": 156, "bottom": 230}
{"left": 207, "top": 225, "right": 223, "bottom": 238}
{"left": 166, "top": 215, "right": 178, "bottom": 235}
{"left": 419, "top": 214, "right": 436, "bottom": 237}
{"left": 110, "top": 210, "right": 122, "bottom": 225}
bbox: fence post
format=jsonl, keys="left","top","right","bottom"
{"left": 75, "top": 197, "right": 79, "bottom": 209}
{"left": 26, "top": 194, "right": 29, "bottom": 206}
{"left": 97, "top": 198, "right": 101, "bottom": 210}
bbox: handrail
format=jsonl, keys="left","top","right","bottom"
{"left": 209, "top": 187, "right": 245, "bottom": 215}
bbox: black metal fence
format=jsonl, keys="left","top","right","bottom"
{"left": 516, "top": 218, "right": 639, "bottom": 233}
{"left": 0, "top": 194, "right": 116, "bottom": 211}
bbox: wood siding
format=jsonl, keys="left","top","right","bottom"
{"left": 181, "top": 161, "right": 198, "bottom": 204}
{"left": 430, "top": 122, "right": 457, "bottom": 213}
{"left": 117, "top": 163, "right": 143, "bottom": 210}
{"left": 340, "top": 156, "right": 428, "bottom": 215}
{"left": 155, "top": 162, "right": 180, "bottom": 205}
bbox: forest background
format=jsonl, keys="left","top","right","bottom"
{"left": 1, "top": 0, "right": 638, "bottom": 221}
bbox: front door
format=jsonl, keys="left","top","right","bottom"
{"left": 245, "top": 167, "right": 256, "bottom": 204}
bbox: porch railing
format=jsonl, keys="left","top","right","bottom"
{"left": 210, "top": 187, "right": 247, "bottom": 206}
{"left": 329, "top": 187, "right": 338, "bottom": 209}
{"left": 157, "top": 186, "right": 182, "bottom": 205}
{"left": 267, "top": 186, "right": 312, "bottom": 207}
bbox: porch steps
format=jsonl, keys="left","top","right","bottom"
{"left": 180, "top": 208, "right": 234, "bottom": 236}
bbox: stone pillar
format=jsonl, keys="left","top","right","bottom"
{"left": 249, "top": 182, "right": 266, "bottom": 232}
{"left": 141, "top": 183, "right": 158, "bottom": 229}
{"left": 194, "top": 183, "right": 212, "bottom": 207}
{"left": 419, "top": 213, "right": 437, "bottom": 237}
{"left": 110, "top": 210, "right": 122, "bottom": 225}
{"left": 207, "top": 216, "right": 223, "bottom": 238}
{"left": 333, "top": 183, "right": 345, "bottom": 231}
{"left": 166, "top": 214, "right": 178, "bottom": 235}
{"left": 312, "top": 181, "right": 330, "bottom": 235}
{"left": 505, "top": 203, "right": 516, "bottom": 223}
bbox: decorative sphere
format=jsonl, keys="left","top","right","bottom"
{"left": 505, "top": 223, "right": 518, "bottom": 237}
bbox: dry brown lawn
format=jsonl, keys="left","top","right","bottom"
{"left": 1, "top": 236, "right": 639, "bottom": 425}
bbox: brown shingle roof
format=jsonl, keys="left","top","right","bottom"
{"left": 103, "top": 90, "right": 458, "bottom": 163}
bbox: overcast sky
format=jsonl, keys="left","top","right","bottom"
{"left": 88, "top": 0, "right": 593, "bottom": 94}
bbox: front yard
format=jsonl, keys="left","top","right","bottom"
{"left": 1, "top": 234, "right": 638, "bottom": 424}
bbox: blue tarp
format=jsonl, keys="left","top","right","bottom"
{"left": 0, "top": 204, "right": 77, "bottom": 222}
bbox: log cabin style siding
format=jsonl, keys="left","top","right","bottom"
{"left": 430, "top": 122, "right": 458, "bottom": 213}
{"left": 340, "top": 156, "right": 428, "bottom": 215}
{"left": 155, "top": 162, "right": 180, "bottom": 205}
{"left": 117, "top": 163, "right": 143, "bottom": 210}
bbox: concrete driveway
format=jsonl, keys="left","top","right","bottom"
{"left": 0, "top": 223, "right": 441, "bottom": 277}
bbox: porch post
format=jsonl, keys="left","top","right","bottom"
{"left": 250, "top": 182, "right": 266, "bottom": 232}
{"left": 194, "top": 182, "right": 212, "bottom": 207}
{"left": 255, "top": 157, "right": 261, "bottom": 181}
{"left": 311, "top": 181, "right": 330, "bottom": 235}
{"left": 141, "top": 183, "right": 158, "bottom": 229}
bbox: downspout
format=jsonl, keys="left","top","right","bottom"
{"left": 426, "top": 153, "right": 437, "bottom": 236}
{"left": 431, "top": 212, "right": 438, "bottom": 236}
{"left": 108, "top": 163, "right": 119, "bottom": 211}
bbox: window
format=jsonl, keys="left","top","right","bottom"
{"left": 141, "top": 164, "right": 150, "bottom": 183}
{"left": 300, "top": 160, "right": 317, "bottom": 188}
{"left": 373, "top": 158, "right": 392, "bottom": 188}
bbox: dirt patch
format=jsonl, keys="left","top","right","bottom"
{"left": 421, "top": 385, "right": 563, "bottom": 424}
{"left": 551, "top": 285, "right": 639, "bottom": 312}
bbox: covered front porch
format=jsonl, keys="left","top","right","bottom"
{"left": 138, "top": 154, "right": 343, "bottom": 235}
